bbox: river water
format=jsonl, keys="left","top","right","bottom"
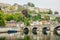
{"left": 0, "top": 32, "right": 60, "bottom": 40}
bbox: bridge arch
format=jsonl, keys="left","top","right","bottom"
{"left": 54, "top": 26, "right": 60, "bottom": 36}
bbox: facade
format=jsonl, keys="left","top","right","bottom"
{"left": 5, "top": 20, "right": 17, "bottom": 27}
{"left": 5, "top": 20, "right": 25, "bottom": 28}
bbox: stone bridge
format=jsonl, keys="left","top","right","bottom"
{"left": 0, "top": 21, "right": 60, "bottom": 40}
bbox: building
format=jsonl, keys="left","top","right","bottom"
{"left": 5, "top": 20, "right": 17, "bottom": 27}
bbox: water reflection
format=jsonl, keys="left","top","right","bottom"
{"left": 0, "top": 32, "right": 60, "bottom": 40}
{"left": 53, "top": 35, "right": 60, "bottom": 40}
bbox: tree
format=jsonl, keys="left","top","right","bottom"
{"left": 37, "top": 14, "right": 41, "bottom": 21}
{"left": 55, "top": 17, "right": 60, "bottom": 21}
{"left": 0, "top": 11, "right": 5, "bottom": 26}
{"left": 48, "top": 9, "right": 52, "bottom": 14}
{"left": 5, "top": 14, "right": 14, "bottom": 21}
{"left": 44, "top": 15, "right": 50, "bottom": 20}
{"left": 0, "top": 7, "right": 1, "bottom": 10}
{"left": 24, "top": 20, "right": 30, "bottom": 26}
{"left": 32, "top": 14, "right": 41, "bottom": 21}
{"left": 5, "top": 12, "right": 30, "bottom": 26}
{"left": 28, "top": 2, "right": 35, "bottom": 7}
{"left": 54, "top": 11, "right": 59, "bottom": 14}
{"left": 14, "top": 13, "right": 30, "bottom": 26}
{"left": 22, "top": 9, "right": 30, "bottom": 18}
{"left": 24, "top": 17, "right": 30, "bottom": 26}
{"left": 14, "top": 13, "right": 26, "bottom": 22}
{"left": 0, "top": 19, "right": 5, "bottom": 26}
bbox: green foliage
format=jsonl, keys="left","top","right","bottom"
{"left": 15, "top": 13, "right": 26, "bottom": 22}
{"left": 24, "top": 36, "right": 30, "bottom": 40}
{"left": 24, "top": 18, "right": 30, "bottom": 26}
{"left": 32, "top": 16, "right": 38, "bottom": 21}
{"left": 0, "top": 11, "right": 5, "bottom": 26}
{"left": 0, "top": 5, "right": 53, "bottom": 26}
{"left": 5, "top": 12, "right": 30, "bottom": 26}
{"left": 28, "top": 2, "right": 35, "bottom": 7}
{"left": 28, "top": 10, "right": 33, "bottom": 14}
{"left": 0, "top": 19, "right": 5, "bottom": 26}
{"left": 55, "top": 17, "right": 60, "bottom": 21}
{"left": 48, "top": 9, "right": 52, "bottom": 14}
{"left": 44, "top": 15, "right": 50, "bottom": 20}
{"left": 5, "top": 14, "right": 14, "bottom": 21}
{"left": 0, "top": 37, "right": 6, "bottom": 40}
{"left": 54, "top": 11, "right": 59, "bottom": 14}
{"left": 5, "top": 13, "right": 25, "bottom": 22}
{"left": 37, "top": 14, "right": 41, "bottom": 20}
{"left": 13, "top": 13, "right": 21, "bottom": 22}
{"left": 32, "top": 14, "right": 41, "bottom": 21}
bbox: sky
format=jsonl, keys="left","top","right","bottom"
{"left": 0, "top": 0, "right": 60, "bottom": 13}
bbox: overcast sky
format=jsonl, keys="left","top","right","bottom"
{"left": 0, "top": 0, "right": 60, "bottom": 13}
